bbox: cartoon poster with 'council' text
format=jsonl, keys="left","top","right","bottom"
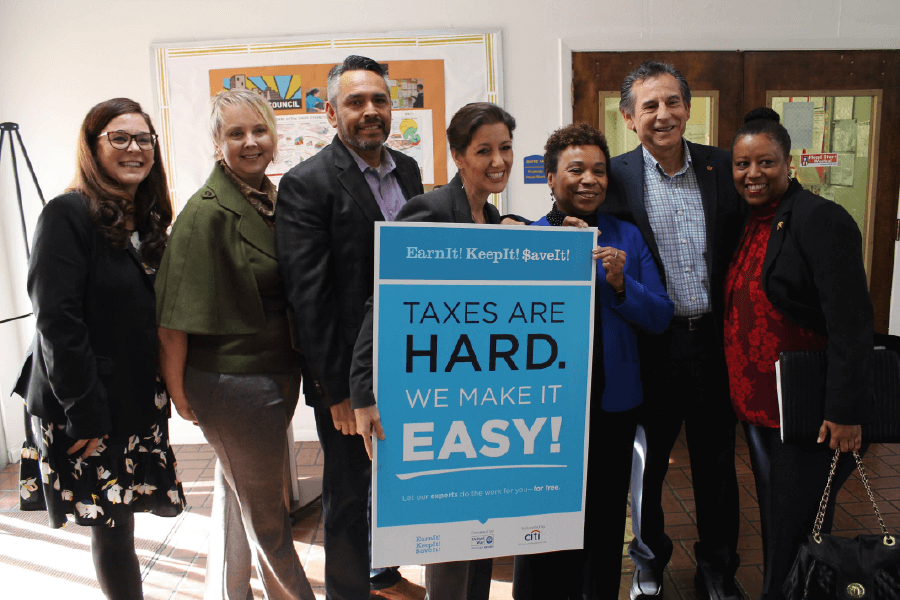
{"left": 372, "top": 223, "right": 595, "bottom": 566}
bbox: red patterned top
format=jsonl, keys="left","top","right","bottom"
{"left": 724, "top": 198, "right": 827, "bottom": 428}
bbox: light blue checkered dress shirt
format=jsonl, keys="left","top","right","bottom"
{"left": 641, "top": 142, "right": 710, "bottom": 317}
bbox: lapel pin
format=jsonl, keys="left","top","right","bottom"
{"left": 777, "top": 222, "right": 784, "bottom": 230}
{"left": 707, "top": 166, "right": 713, "bottom": 171}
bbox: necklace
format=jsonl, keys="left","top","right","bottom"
{"left": 546, "top": 200, "right": 565, "bottom": 226}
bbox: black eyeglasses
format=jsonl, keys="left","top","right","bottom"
{"left": 99, "top": 131, "right": 158, "bottom": 150}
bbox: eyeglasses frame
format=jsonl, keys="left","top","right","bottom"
{"left": 98, "top": 130, "right": 158, "bottom": 150}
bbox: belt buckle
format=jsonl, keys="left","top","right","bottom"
{"left": 687, "top": 315, "right": 703, "bottom": 332}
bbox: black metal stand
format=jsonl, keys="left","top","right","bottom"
{"left": 0, "top": 122, "right": 45, "bottom": 324}
{"left": 1, "top": 123, "right": 45, "bottom": 480}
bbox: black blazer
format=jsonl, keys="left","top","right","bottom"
{"left": 14, "top": 193, "right": 159, "bottom": 440}
{"left": 760, "top": 180, "right": 874, "bottom": 424}
{"left": 395, "top": 173, "right": 501, "bottom": 225}
{"left": 276, "top": 136, "right": 424, "bottom": 408}
{"left": 601, "top": 141, "right": 746, "bottom": 325}
{"left": 349, "top": 173, "right": 502, "bottom": 409}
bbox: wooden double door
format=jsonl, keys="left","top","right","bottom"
{"left": 573, "top": 50, "right": 900, "bottom": 333}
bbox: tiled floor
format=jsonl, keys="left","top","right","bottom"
{"left": 2, "top": 430, "right": 899, "bottom": 599}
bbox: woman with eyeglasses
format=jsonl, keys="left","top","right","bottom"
{"left": 16, "top": 98, "right": 185, "bottom": 600}
{"left": 156, "top": 89, "right": 315, "bottom": 600}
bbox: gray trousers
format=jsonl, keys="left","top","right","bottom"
{"left": 184, "top": 366, "right": 314, "bottom": 600}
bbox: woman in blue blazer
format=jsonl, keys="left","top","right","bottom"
{"left": 513, "top": 123, "right": 673, "bottom": 600}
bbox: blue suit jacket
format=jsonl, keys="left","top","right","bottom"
{"left": 532, "top": 213, "right": 673, "bottom": 411}
{"left": 599, "top": 141, "right": 745, "bottom": 412}
{"left": 601, "top": 141, "right": 746, "bottom": 325}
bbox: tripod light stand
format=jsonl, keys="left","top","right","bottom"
{"left": 0, "top": 122, "right": 45, "bottom": 325}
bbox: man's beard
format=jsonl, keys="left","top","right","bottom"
{"left": 339, "top": 118, "right": 388, "bottom": 151}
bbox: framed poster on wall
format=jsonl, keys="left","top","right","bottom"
{"left": 151, "top": 30, "right": 504, "bottom": 212}
{"left": 205, "top": 60, "right": 444, "bottom": 187}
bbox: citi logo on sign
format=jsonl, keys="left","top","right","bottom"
{"left": 525, "top": 530, "right": 541, "bottom": 542}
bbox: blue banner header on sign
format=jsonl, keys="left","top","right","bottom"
{"left": 377, "top": 223, "right": 595, "bottom": 282}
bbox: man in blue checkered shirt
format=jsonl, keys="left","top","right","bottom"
{"left": 600, "top": 60, "right": 746, "bottom": 600}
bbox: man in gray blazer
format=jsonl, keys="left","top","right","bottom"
{"left": 277, "top": 55, "right": 425, "bottom": 600}
{"left": 600, "top": 61, "right": 745, "bottom": 600}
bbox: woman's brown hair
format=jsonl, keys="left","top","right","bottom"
{"left": 446, "top": 102, "right": 516, "bottom": 154}
{"left": 67, "top": 98, "right": 172, "bottom": 269}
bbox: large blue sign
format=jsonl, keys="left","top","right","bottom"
{"left": 372, "top": 223, "right": 595, "bottom": 566}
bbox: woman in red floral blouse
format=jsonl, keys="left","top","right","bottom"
{"left": 724, "top": 107, "right": 874, "bottom": 600}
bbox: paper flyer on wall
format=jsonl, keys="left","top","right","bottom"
{"left": 206, "top": 61, "right": 443, "bottom": 189}
{"left": 371, "top": 223, "right": 595, "bottom": 567}
{"left": 268, "top": 114, "right": 335, "bottom": 185}
{"left": 387, "top": 109, "right": 434, "bottom": 185}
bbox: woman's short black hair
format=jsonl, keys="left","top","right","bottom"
{"left": 543, "top": 122, "right": 610, "bottom": 176}
{"left": 732, "top": 107, "right": 792, "bottom": 158}
{"left": 446, "top": 102, "right": 516, "bottom": 154}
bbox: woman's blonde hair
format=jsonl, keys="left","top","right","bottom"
{"left": 209, "top": 89, "right": 278, "bottom": 159}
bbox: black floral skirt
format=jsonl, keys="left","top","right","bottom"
{"left": 19, "top": 379, "right": 186, "bottom": 528}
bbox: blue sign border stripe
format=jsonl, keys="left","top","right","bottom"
{"left": 378, "top": 280, "right": 593, "bottom": 286}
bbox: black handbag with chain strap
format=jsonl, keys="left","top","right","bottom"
{"left": 783, "top": 450, "right": 900, "bottom": 599}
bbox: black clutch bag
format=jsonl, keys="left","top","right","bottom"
{"left": 776, "top": 348, "right": 900, "bottom": 444}
{"left": 783, "top": 451, "right": 900, "bottom": 600}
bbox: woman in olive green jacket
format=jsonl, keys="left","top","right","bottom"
{"left": 156, "top": 89, "right": 314, "bottom": 600}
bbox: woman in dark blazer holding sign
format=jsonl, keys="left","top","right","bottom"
{"left": 16, "top": 98, "right": 184, "bottom": 600}
{"left": 513, "top": 123, "right": 673, "bottom": 600}
{"left": 724, "top": 108, "right": 874, "bottom": 600}
{"left": 352, "top": 102, "right": 515, "bottom": 600}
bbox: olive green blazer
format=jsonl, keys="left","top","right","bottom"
{"left": 156, "top": 165, "right": 275, "bottom": 335}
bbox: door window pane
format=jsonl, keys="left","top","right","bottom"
{"left": 771, "top": 94, "right": 879, "bottom": 264}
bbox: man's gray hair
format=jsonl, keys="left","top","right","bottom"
{"left": 326, "top": 55, "right": 390, "bottom": 104}
{"left": 620, "top": 60, "right": 691, "bottom": 116}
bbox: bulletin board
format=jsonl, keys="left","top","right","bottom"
{"left": 151, "top": 30, "right": 504, "bottom": 211}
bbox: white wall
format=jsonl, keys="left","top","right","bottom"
{"left": 2, "top": 0, "right": 899, "bottom": 460}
